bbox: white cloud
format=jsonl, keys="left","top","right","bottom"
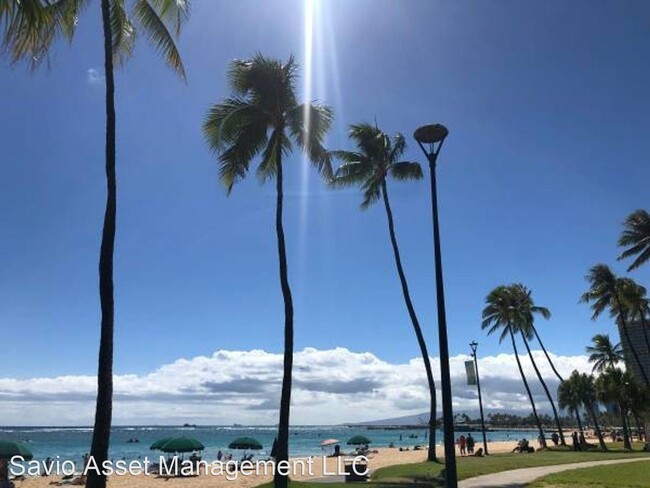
{"left": 86, "top": 68, "right": 104, "bottom": 85}
{"left": 0, "top": 348, "right": 593, "bottom": 426}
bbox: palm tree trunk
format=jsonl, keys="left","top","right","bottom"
{"left": 531, "top": 326, "right": 564, "bottom": 383}
{"left": 586, "top": 404, "right": 607, "bottom": 450}
{"left": 87, "top": 2, "right": 115, "bottom": 488}
{"left": 574, "top": 408, "right": 584, "bottom": 436}
{"left": 621, "top": 407, "right": 631, "bottom": 450}
{"left": 521, "top": 333, "right": 565, "bottom": 446}
{"left": 615, "top": 295, "right": 650, "bottom": 387}
{"left": 273, "top": 140, "right": 294, "bottom": 488}
{"left": 509, "top": 329, "right": 546, "bottom": 448}
{"left": 381, "top": 181, "right": 437, "bottom": 462}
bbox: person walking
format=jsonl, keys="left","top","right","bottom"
{"left": 466, "top": 433, "right": 475, "bottom": 454}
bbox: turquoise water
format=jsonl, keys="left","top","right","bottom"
{"left": 0, "top": 425, "right": 539, "bottom": 466}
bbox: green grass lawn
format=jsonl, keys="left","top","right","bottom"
{"left": 371, "top": 443, "right": 650, "bottom": 486}
{"left": 529, "top": 459, "right": 650, "bottom": 487}
{"left": 255, "top": 443, "right": 650, "bottom": 488}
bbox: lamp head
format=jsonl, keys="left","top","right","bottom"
{"left": 414, "top": 124, "right": 448, "bottom": 145}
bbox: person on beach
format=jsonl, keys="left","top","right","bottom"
{"left": 466, "top": 434, "right": 475, "bottom": 454}
{"left": 458, "top": 435, "right": 466, "bottom": 456}
{"left": 572, "top": 431, "right": 580, "bottom": 451}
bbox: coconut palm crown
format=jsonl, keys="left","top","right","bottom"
{"left": 618, "top": 209, "right": 650, "bottom": 271}
{"left": 330, "top": 123, "right": 422, "bottom": 207}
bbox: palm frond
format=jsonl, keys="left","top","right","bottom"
{"left": 149, "top": 0, "right": 190, "bottom": 36}
{"left": 203, "top": 98, "right": 267, "bottom": 152}
{"left": 360, "top": 177, "right": 381, "bottom": 209}
{"left": 389, "top": 133, "right": 406, "bottom": 161}
{"left": 287, "top": 102, "right": 334, "bottom": 179}
{"left": 133, "top": 0, "right": 186, "bottom": 81}
{"left": 110, "top": 0, "right": 135, "bottom": 66}
{"left": 213, "top": 117, "right": 269, "bottom": 193}
{"left": 330, "top": 161, "right": 370, "bottom": 188}
{"left": 256, "top": 129, "right": 292, "bottom": 182}
{"left": 390, "top": 161, "right": 423, "bottom": 181}
{"left": 618, "top": 209, "right": 650, "bottom": 271}
{"left": 1, "top": 0, "right": 82, "bottom": 69}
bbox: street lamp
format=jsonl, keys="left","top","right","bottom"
{"left": 413, "top": 124, "right": 457, "bottom": 487}
{"left": 469, "top": 340, "right": 488, "bottom": 456}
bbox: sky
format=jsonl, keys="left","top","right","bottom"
{"left": 1, "top": 0, "right": 649, "bottom": 425}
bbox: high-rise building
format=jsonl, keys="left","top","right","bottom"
{"left": 619, "top": 321, "right": 650, "bottom": 384}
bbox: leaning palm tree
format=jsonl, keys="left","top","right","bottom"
{"left": 596, "top": 368, "right": 633, "bottom": 449}
{"left": 2, "top": 3, "right": 189, "bottom": 487}
{"left": 510, "top": 284, "right": 565, "bottom": 445}
{"left": 586, "top": 334, "right": 623, "bottom": 373}
{"left": 580, "top": 264, "right": 649, "bottom": 387}
{"left": 618, "top": 209, "right": 650, "bottom": 271}
{"left": 618, "top": 278, "right": 650, "bottom": 357}
{"left": 482, "top": 285, "right": 547, "bottom": 448}
{"left": 330, "top": 123, "right": 438, "bottom": 461}
{"left": 203, "top": 54, "right": 332, "bottom": 488}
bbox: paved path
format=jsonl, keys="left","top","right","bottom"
{"left": 459, "top": 457, "right": 650, "bottom": 487}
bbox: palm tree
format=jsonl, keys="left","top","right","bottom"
{"left": 482, "top": 285, "right": 547, "bottom": 448}
{"left": 2, "top": 3, "right": 189, "bottom": 487}
{"left": 510, "top": 284, "right": 565, "bottom": 446}
{"left": 330, "top": 123, "right": 438, "bottom": 462}
{"left": 580, "top": 264, "right": 649, "bottom": 387}
{"left": 557, "top": 372, "right": 585, "bottom": 436}
{"left": 596, "top": 368, "right": 633, "bottom": 449}
{"left": 618, "top": 278, "right": 650, "bottom": 357}
{"left": 618, "top": 209, "right": 650, "bottom": 271}
{"left": 203, "top": 54, "right": 332, "bottom": 488}
{"left": 558, "top": 371, "right": 607, "bottom": 450}
{"left": 586, "top": 334, "right": 623, "bottom": 373}
{"left": 577, "top": 373, "right": 608, "bottom": 450}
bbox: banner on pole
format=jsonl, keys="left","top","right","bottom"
{"left": 465, "top": 360, "right": 477, "bottom": 386}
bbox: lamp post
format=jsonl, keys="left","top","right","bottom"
{"left": 469, "top": 340, "right": 488, "bottom": 456}
{"left": 413, "top": 124, "right": 456, "bottom": 487}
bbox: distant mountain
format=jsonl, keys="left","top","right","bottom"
{"left": 351, "top": 406, "right": 555, "bottom": 426}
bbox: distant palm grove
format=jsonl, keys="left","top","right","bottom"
{"left": 2, "top": 3, "right": 650, "bottom": 488}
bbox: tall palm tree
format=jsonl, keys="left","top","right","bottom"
{"left": 510, "top": 284, "right": 565, "bottom": 445}
{"left": 596, "top": 368, "right": 633, "bottom": 449}
{"left": 557, "top": 371, "right": 585, "bottom": 437}
{"left": 2, "top": 3, "right": 189, "bottom": 487}
{"left": 586, "top": 334, "right": 623, "bottom": 373}
{"left": 330, "top": 123, "right": 438, "bottom": 462}
{"left": 203, "top": 54, "right": 332, "bottom": 488}
{"left": 618, "top": 209, "right": 650, "bottom": 271}
{"left": 574, "top": 372, "right": 607, "bottom": 450}
{"left": 482, "top": 285, "right": 547, "bottom": 448}
{"left": 580, "top": 264, "right": 649, "bottom": 387}
{"left": 618, "top": 278, "right": 650, "bottom": 357}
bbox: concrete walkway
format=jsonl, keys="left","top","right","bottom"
{"left": 459, "top": 457, "right": 650, "bottom": 487}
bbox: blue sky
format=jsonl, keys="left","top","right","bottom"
{"left": 1, "top": 0, "right": 649, "bottom": 402}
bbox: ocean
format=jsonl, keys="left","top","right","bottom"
{"left": 0, "top": 425, "right": 540, "bottom": 466}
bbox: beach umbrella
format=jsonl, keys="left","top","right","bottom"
{"left": 0, "top": 441, "right": 33, "bottom": 461}
{"left": 228, "top": 436, "right": 263, "bottom": 450}
{"left": 150, "top": 437, "right": 174, "bottom": 450}
{"left": 159, "top": 437, "right": 205, "bottom": 453}
{"left": 346, "top": 435, "right": 371, "bottom": 446}
{"left": 320, "top": 438, "right": 339, "bottom": 447}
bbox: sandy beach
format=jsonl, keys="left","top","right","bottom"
{"left": 14, "top": 441, "right": 524, "bottom": 488}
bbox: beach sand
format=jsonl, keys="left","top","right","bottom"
{"left": 15, "top": 441, "right": 524, "bottom": 488}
